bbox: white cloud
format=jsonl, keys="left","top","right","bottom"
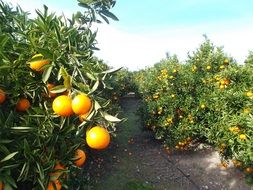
{"left": 6, "top": 1, "right": 253, "bottom": 71}
{"left": 94, "top": 20, "right": 253, "bottom": 71}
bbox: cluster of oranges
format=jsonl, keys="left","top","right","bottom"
{"left": 0, "top": 88, "right": 31, "bottom": 112}
{"left": 47, "top": 148, "right": 89, "bottom": 190}
{"left": 1, "top": 54, "right": 112, "bottom": 190}
{"left": 175, "top": 137, "right": 192, "bottom": 150}
{"left": 231, "top": 160, "right": 253, "bottom": 175}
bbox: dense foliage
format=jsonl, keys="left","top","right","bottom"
{"left": 134, "top": 38, "right": 253, "bottom": 183}
{"left": 0, "top": 0, "right": 121, "bottom": 189}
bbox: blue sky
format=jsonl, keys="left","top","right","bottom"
{"left": 7, "top": 0, "right": 253, "bottom": 70}
{"left": 113, "top": 0, "right": 253, "bottom": 30}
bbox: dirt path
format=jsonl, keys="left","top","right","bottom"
{"left": 84, "top": 97, "right": 252, "bottom": 190}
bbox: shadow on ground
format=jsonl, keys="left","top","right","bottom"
{"left": 83, "top": 97, "right": 251, "bottom": 190}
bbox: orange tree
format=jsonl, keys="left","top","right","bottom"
{"left": 0, "top": 0, "right": 121, "bottom": 189}
{"left": 134, "top": 38, "right": 253, "bottom": 183}
{"left": 103, "top": 68, "right": 138, "bottom": 102}
{"left": 207, "top": 55, "right": 253, "bottom": 182}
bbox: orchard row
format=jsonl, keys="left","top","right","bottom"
{"left": 133, "top": 38, "right": 253, "bottom": 183}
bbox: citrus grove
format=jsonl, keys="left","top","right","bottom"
{"left": 0, "top": 0, "right": 121, "bottom": 189}
{"left": 133, "top": 38, "right": 253, "bottom": 185}
{"left": 1, "top": 0, "right": 253, "bottom": 188}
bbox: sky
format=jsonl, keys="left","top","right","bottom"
{"left": 6, "top": 0, "right": 253, "bottom": 70}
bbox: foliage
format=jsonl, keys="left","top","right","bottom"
{"left": 0, "top": 0, "right": 120, "bottom": 189}
{"left": 103, "top": 68, "right": 138, "bottom": 103}
{"left": 134, "top": 38, "right": 253, "bottom": 183}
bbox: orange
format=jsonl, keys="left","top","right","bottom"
{"left": 219, "top": 65, "right": 225, "bottom": 70}
{"left": 246, "top": 91, "right": 253, "bottom": 98}
{"left": 86, "top": 126, "right": 110, "bottom": 150}
{"left": 245, "top": 167, "right": 253, "bottom": 174}
{"left": 223, "top": 59, "right": 229, "bottom": 65}
{"left": 0, "top": 89, "right": 6, "bottom": 104}
{"left": 52, "top": 95, "right": 73, "bottom": 116}
{"left": 74, "top": 149, "right": 86, "bottom": 167}
{"left": 47, "top": 83, "right": 57, "bottom": 98}
{"left": 200, "top": 104, "right": 205, "bottom": 109}
{"left": 220, "top": 161, "right": 228, "bottom": 169}
{"left": 219, "top": 84, "right": 225, "bottom": 89}
{"left": 49, "top": 163, "right": 66, "bottom": 181}
{"left": 223, "top": 79, "right": 230, "bottom": 85}
{"left": 29, "top": 54, "right": 50, "bottom": 72}
{"left": 0, "top": 180, "right": 3, "bottom": 190}
{"left": 72, "top": 94, "right": 92, "bottom": 115}
{"left": 239, "top": 134, "right": 247, "bottom": 140}
{"left": 16, "top": 98, "right": 30, "bottom": 111}
{"left": 47, "top": 180, "right": 62, "bottom": 190}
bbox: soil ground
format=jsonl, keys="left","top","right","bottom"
{"left": 83, "top": 97, "right": 252, "bottom": 190}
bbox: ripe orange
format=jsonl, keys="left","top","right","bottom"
{"left": 72, "top": 94, "right": 92, "bottom": 115}
{"left": 16, "top": 98, "right": 30, "bottom": 111}
{"left": 74, "top": 149, "right": 86, "bottom": 167}
{"left": 47, "top": 83, "right": 57, "bottom": 98}
{"left": 0, "top": 89, "right": 6, "bottom": 104}
{"left": 49, "top": 163, "right": 66, "bottom": 181}
{"left": 246, "top": 91, "right": 253, "bottom": 98}
{"left": 29, "top": 54, "right": 50, "bottom": 72}
{"left": 223, "top": 79, "right": 230, "bottom": 85}
{"left": 219, "top": 65, "right": 225, "bottom": 70}
{"left": 47, "top": 180, "right": 62, "bottom": 190}
{"left": 223, "top": 59, "right": 229, "bottom": 65}
{"left": 220, "top": 161, "right": 228, "bottom": 169}
{"left": 200, "top": 104, "right": 206, "bottom": 109}
{"left": 86, "top": 126, "right": 110, "bottom": 150}
{"left": 219, "top": 84, "right": 225, "bottom": 89}
{"left": 52, "top": 95, "right": 73, "bottom": 116}
{"left": 239, "top": 134, "right": 247, "bottom": 140}
{"left": 245, "top": 167, "right": 253, "bottom": 174}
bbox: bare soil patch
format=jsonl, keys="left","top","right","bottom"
{"left": 84, "top": 97, "right": 251, "bottom": 190}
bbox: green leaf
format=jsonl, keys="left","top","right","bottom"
{"left": 18, "top": 162, "right": 28, "bottom": 181}
{"left": 60, "top": 67, "right": 72, "bottom": 89}
{"left": 94, "top": 100, "right": 101, "bottom": 111}
{"left": 100, "top": 9, "right": 119, "bottom": 21}
{"left": 4, "top": 174, "right": 17, "bottom": 188}
{"left": 99, "top": 13, "right": 109, "bottom": 24}
{"left": 0, "top": 35, "right": 9, "bottom": 50}
{"left": 35, "top": 9, "right": 46, "bottom": 24}
{"left": 0, "top": 152, "right": 18, "bottom": 163}
{"left": 54, "top": 23, "right": 61, "bottom": 42}
{"left": 0, "top": 164, "right": 19, "bottom": 171}
{"left": 11, "top": 127, "right": 33, "bottom": 130}
{"left": 102, "top": 67, "right": 122, "bottom": 74}
{"left": 4, "top": 112, "right": 14, "bottom": 126}
{"left": 50, "top": 85, "right": 67, "bottom": 93}
{"left": 78, "top": 110, "right": 95, "bottom": 127}
{"left": 36, "top": 162, "right": 44, "bottom": 180}
{"left": 0, "top": 139, "right": 13, "bottom": 144}
{"left": 100, "top": 111, "right": 121, "bottom": 122}
{"left": 42, "top": 65, "right": 53, "bottom": 83}
{"left": 86, "top": 72, "right": 97, "bottom": 81}
{"left": 89, "top": 80, "right": 99, "bottom": 94}
{"left": 0, "top": 65, "right": 12, "bottom": 71}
